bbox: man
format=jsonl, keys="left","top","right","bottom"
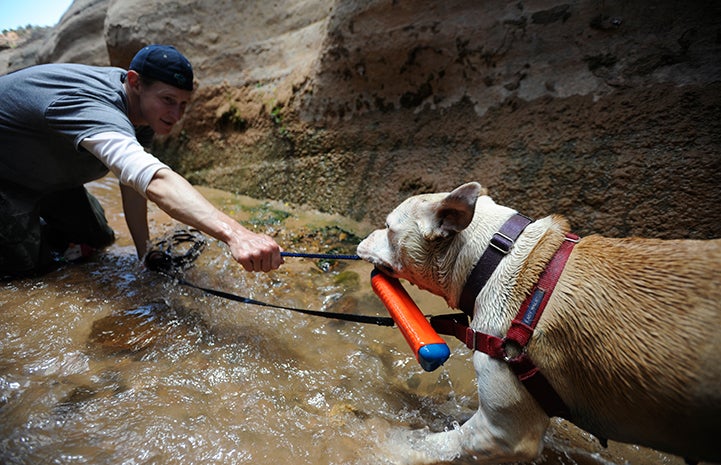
{"left": 0, "top": 44, "right": 283, "bottom": 277}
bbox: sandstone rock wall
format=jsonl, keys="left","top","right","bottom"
{"left": 103, "top": 0, "right": 333, "bottom": 85}
{"left": 37, "top": 0, "right": 111, "bottom": 66}
{"left": 1, "top": 0, "right": 720, "bottom": 240}
{"left": 303, "top": 1, "right": 721, "bottom": 118}
{"left": 0, "top": 28, "right": 52, "bottom": 72}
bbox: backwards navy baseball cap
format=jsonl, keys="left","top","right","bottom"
{"left": 129, "top": 44, "right": 194, "bottom": 91}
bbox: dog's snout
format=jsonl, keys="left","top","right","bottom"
{"left": 356, "top": 237, "right": 370, "bottom": 257}
{"left": 356, "top": 230, "right": 381, "bottom": 256}
{"left": 356, "top": 230, "right": 397, "bottom": 274}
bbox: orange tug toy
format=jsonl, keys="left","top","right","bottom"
{"left": 370, "top": 268, "right": 451, "bottom": 371}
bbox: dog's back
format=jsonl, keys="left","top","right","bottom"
{"left": 536, "top": 235, "right": 721, "bottom": 462}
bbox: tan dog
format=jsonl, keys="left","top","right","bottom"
{"left": 357, "top": 182, "right": 721, "bottom": 464}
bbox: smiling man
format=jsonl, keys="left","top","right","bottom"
{"left": 0, "top": 44, "right": 283, "bottom": 277}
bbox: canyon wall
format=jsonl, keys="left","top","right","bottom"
{"left": 2, "top": 0, "right": 720, "bottom": 238}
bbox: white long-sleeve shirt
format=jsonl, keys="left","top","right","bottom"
{"left": 81, "top": 131, "right": 169, "bottom": 197}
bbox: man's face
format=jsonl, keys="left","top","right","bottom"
{"left": 137, "top": 80, "right": 192, "bottom": 135}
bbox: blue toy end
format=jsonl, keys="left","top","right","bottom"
{"left": 417, "top": 343, "right": 451, "bottom": 372}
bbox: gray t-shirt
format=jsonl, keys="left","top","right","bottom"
{"left": 0, "top": 63, "right": 154, "bottom": 193}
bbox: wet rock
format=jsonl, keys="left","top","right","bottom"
{"left": 55, "top": 383, "right": 120, "bottom": 416}
{"left": 88, "top": 302, "right": 207, "bottom": 354}
{"left": 89, "top": 302, "right": 172, "bottom": 352}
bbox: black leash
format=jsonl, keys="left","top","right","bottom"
{"left": 144, "top": 229, "right": 393, "bottom": 327}
{"left": 281, "top": 252, "right": 360, "bottom": 260}
{"left": 172, "top": 276, "right": 394, "bottom": 326}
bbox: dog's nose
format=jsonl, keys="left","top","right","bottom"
{"left": 356, "top": 240, "right": 367, "bottom": 256}
{"left": 356, "top": 233, "right": 375, "bottom": 257}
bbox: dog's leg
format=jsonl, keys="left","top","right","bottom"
{"left": 385, "top": 354, "right": 549, "bottom": 464}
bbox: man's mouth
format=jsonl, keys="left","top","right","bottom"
{"left": 155, "top": 120, "right": 175, "bottom": 134}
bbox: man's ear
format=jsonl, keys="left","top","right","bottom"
{"left": 425, "top": 182, "right": 482, "bottom": 240}
{"left": 125, "top": 70, "right": 141, "bottom": 91}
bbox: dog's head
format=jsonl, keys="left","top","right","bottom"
{"left": 357, "top": 182, "right": 486, "bottom": 299}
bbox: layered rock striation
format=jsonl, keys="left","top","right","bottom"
{"left": 2, "top": 0, "right": 720, "bottom": 238}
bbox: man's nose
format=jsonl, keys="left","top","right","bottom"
{"left": 169, "top": 105, "right": 183, "bottom": 122}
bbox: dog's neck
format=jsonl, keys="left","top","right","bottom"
{"left": 457, "top": 212, "right": 533, "bottom": 316}
{"left": 447, "top": 198, "right": 569, "bottom": 333}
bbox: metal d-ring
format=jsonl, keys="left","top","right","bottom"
{"left": 501, "top": 337, "right": 524, "bottom": 362}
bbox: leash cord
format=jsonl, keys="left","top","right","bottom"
{"left": 173, "top": 277, "right": 395, "bottom": 327}
{"left": 281, "top": 252, "right": 360, "bottom": 260}
{"left": 145, "top": 229, "right": 391, "bottom": 326}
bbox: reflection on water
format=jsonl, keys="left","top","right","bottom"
{"left": 0, "top": 176, "right": 683, "bottom": 465}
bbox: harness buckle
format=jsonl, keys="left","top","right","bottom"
{"left": 489, "top": 232, "right": 515, "bottom": 255}
{"left": 564, "top": 234, "right": 580, "bottom": 244}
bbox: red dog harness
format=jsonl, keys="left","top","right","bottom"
{"left": 431, "top": 213, "right": 579, "bottom": 419}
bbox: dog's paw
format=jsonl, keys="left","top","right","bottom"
{"left": 376, "top": 426, "right": 464, "bottom": 465}
{"left": 378, "top": 427, "right": 428, "bottom": 464}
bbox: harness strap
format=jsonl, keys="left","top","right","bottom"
{"left": 458, "top": 213, "right": 532, "bottom": 316}
{"left": 432, "top": 233, "right": 579, "bottom": 419}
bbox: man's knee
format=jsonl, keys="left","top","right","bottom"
{"left": 38, "top": 188, "right": 115, "bottom": 249}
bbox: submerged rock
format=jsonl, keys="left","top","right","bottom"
{"left": 88, "top": 301, "right": 207, "bottom": 354}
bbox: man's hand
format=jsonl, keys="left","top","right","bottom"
{"left": 227, "top": 229, "right": 283, "bottom": 272}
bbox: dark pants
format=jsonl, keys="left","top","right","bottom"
{"left": 0, "top": 184, "right": 115, "bottom": 276}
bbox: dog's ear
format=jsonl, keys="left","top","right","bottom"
{"left": 425, "top": 182, "right": 482, "bottom": 240}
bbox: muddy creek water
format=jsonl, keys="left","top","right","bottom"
{"left": 0, "top": 176, "right": 684, "bottom": 465}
